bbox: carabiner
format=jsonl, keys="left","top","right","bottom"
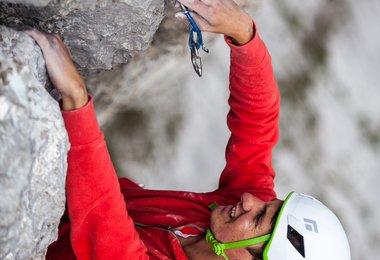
{"left": 177, "top": 1, "right": 209, "bottom": 77}
{"left": 190, "top": 44, "right": 202, "bottom": 76}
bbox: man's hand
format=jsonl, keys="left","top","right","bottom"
{"left": 25, "top": 30, "right": 88, "bottom": 110}
{"left": 176, "top": 0, "right": 254, "bottom": 46}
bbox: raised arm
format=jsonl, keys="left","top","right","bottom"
{"left": 26, "top": 30, "right": 148, "bottom": 259}
{"left": 219, "top": 28, "right": 280, "bottom": 201}
{"left": 177, "top": 0, "right": 280, "bottom": 201}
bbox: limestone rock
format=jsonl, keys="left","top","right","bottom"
{"left": 0, "top": 0, "right": 166, "bottom": 76}
{"left": 0, "top": 26, "right": 69, "bottom": 259}
{"left": 2, "top": 0, "right": 51, "bottom": 7}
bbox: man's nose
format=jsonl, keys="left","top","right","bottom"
{"left": 240, "top": 192, "right": 265, "bottom": 212}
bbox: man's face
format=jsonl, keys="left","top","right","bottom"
{"left": 210, "top": 192, "right": 283, "bottom": 257}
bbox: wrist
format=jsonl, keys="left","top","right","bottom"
{"left": 230, "top": 17, "right": 254, "bottom": 46}
{"left": 61, "top": 87, "right": 89, "bottom": 110}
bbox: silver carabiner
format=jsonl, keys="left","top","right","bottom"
{"left": 190, "top": 45, "right": 202, "bottom": 77}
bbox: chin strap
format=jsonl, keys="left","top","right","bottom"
{"left": 205, "top": 229, "right": 271, "bottom": 260}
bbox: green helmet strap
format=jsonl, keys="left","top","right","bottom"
{"left": 205, "top": 229, "right": 271, "bottom": 260}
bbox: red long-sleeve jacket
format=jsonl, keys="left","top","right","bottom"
{"left": 46, "top": 27, "right": 280, "bottom": 259}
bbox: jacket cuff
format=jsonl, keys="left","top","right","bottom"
{"left": 225, "top": 21, "right": 266, "bottom": 66}
{"left": 61, "top": 96, "right": 101, "bottom": 146}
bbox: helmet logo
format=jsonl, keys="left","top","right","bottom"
{"left": 304, "top": 218, "right": 319, "bottom": 233}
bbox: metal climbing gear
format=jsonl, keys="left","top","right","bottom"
{"left": 177, "top": 1, "right": 209, "bottom": 77}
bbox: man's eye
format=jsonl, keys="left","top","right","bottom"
{"left": 254, "top": 207, "right": 266, "bottom": 227}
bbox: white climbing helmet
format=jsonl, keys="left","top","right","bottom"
{"left": 263, "top": 192, "right": 351, "bottom": 260}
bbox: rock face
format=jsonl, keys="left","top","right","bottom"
{"left": 0, "top": 26, "right": 69, "bottom": 259}
{"left": 2, "top": 0, "right": 51, "bottom": 7}
{"left": 0, "top": 1, "right": 169, "bottom": 258}
{"left": 0, "top": 0, "right": 166, "bottom": 76}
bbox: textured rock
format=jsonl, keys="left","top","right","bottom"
{"left": 0, "top": 0, "right": 166, "bottom": 76}
{"left": 0, "top": 26, "right": 69, "bottom": 259}
{"left": 2, "top": 0, "right": 51, "bottom": 7}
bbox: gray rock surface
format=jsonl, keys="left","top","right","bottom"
{"left": 1, "top": 0, "right": 51, "bottom": 7}
{"left": 0, "top": 0, "right": 166, "bottom": 76}
{"left": 0, "top": 26, "right": 69, "bottom": 259}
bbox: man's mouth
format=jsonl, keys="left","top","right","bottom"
{"left": 229, "top": 206, "right": 236, "bottom": 219}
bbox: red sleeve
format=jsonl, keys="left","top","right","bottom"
{"left": 62, "top": 97, "right": 149, "bottom": 260}
{"left": 217, "top": 22, "right": 280, "bottom": 202}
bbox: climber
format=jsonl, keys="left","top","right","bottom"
{"left": 26, "top": 0, "right": 351, "bottom": 259}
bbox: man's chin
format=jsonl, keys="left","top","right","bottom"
{"left": 209, "top": 206, "right": 228, "bottom": 228}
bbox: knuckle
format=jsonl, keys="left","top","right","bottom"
{"left": 206, "top": 8, "right": 217, "bottom": 23}
{"left": 39, "top": 35, "right": 51, "bottom": 49}
{"left": 53, "top": 33, "right": 62, "bottom": 41}
{"left": 48, "top": 34, "right": 62, "bottom": 47}
{"left": 206, "top": 5, "right": 216, "bottom": 15}
{"left": 208, "top": 0, "right": 216, "bottom": 7}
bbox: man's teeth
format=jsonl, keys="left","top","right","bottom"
{"left": 230, "top": 207, "right": 236, "bottom": 218}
